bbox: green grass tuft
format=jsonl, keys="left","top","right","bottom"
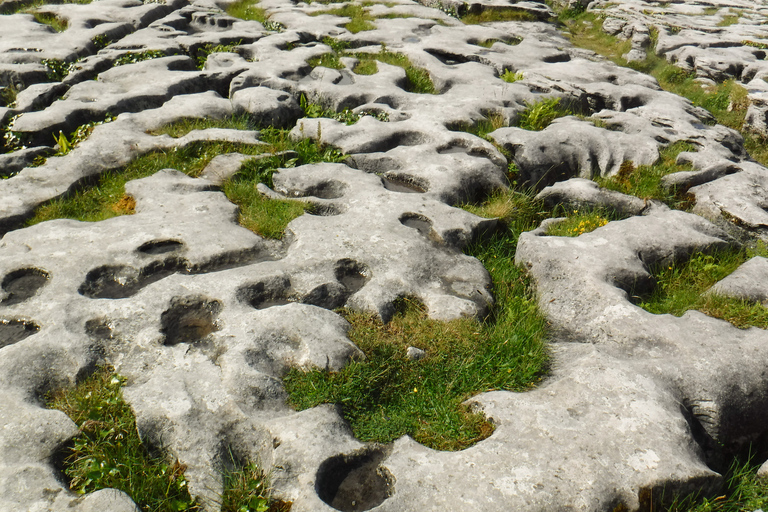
{"left": 32, "top": 11, "right": 67, "bottom": 31}
{"left": 517, "top": 97, "right": 571, "bottom": 131}
{"left": 196, "top": 41, "right": 243, "bottom": 69}
{"left": 545, "top": 208, "right": 613, "bottom": 237}
{"left": 47, "top": 368, "right": 199, "bottom": 511}
{"left": 310, "top": 4, "right": 375, "bottom": 33}
{"left": 307, "top": 52, "right": 344, "bottom": 69}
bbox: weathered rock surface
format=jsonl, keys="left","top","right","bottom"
{"left": 2, "top": 0, "right": 768, "bottom": 510}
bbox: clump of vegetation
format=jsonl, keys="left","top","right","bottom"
{"left": 285, "top": 189, "right": 550, "bottom": 451}
{"left": 47, "top": 368, "right": 199, "bottom": 511}
{"left": 32, "top": 10, "right": 68, "bottom": 31}
{"left": 501, "top": 69, "right": 525, "bottom": 83}
{"left": 226, "top": 0, "right": 284, "bottom": 31}
{"left": 447, "top": 111, "right": 505, "bottom": 139}
{"left": 49, "top": 367, "right": 290, "bottom": 512}
{"left": 114, "top": 50, "right": 167, "bottom": 67}
{"left": 596, "top": 141, "right": 696, "bottom": 209}
{"left": 196, "top": 41, "right": 243, "bottom": 69}
{"left": 42, "top": 58, "right": 76, "bottom": 81}
{"left": 545, "top": 208, "right": 611, "bottom": 237}
{"left": 352, "top": 47, "right": 438, "bottom": 94}
{"left": 638, "top": 243, "right": 768, "bottom": 329}
{"left": 47, "top": 115, "right": 117, "bottom": 159}
{"left": 667, "top": 457, "right": 768, "bottom": 512}
{"left": 717, "top": 12, "right": 740, "bottom": 27}
{"left": 475, "top": 37, "right": 522, "bottom": 48}
{"left": 310, "top": 4, "right": 375, "bottom": 33}
{"left": 299, "top": 94, "right": 389, "bottom": 124}
{"left": 307, "top": 52, "right": 344, "bottom": 70}
{"left": 461, "top": 7, "right": 537, "bottom": 24}
{"left": 0, "top": 84, "right": 18, "bottom": 108}
{"left": 518, "top": 97, "right": 571, "bottom": 131}
{"left": 28, "top": 117, "right": 345, "bottom": 240}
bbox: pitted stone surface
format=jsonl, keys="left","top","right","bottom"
{"left": 3, "top": 0, "right": 768, "bottom": 510}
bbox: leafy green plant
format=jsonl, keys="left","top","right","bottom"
{"left": 218, "top": 460, "right": 291, "bottom": 512}
{"left": 638, "top": 243, "right": 768, "bottom": 329}
{"left": 114, "top": 50, "right": 167, "bottom": 67}
{"left": 447, "top": 111, "right": 505, "bottom": 139}
{"left": 42, "top": 58, "right": 76, "bottom": 81}
{"left": 91, "top": 34, "right": 111, "bottom": 50}
{"left": 501, "top": 69, "right": 524, "bottom": 83}
{"left": 47, "top": 368, "right": 199, "bottom": 511}
{"left": 518, "top": 97, "right": 571, "bottom": 131}
{"left": 596, "top": 141, "right": 696, "bottom": 208}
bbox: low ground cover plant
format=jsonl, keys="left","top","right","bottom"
{"left": 47, "top": 368, "right": 199, "bottom": 511}
{"left": 545, "top": 208, "right": 613, "bottom": 237}
{"left": 461, "top": 7, "right": 537, "bottom": 24}
{"left": 596, "top": 141, "right": 696, "bottom": 209}
{"left": 48, "top": 367, "right": 289, "bottom": 512}
{"left": 226, "top": 0, "right": 284, "bottom": 31}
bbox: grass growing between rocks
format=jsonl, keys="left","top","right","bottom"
{"left": 461, "top": 8, "right": 537, "bottom": 24}
{"left": 518, "top": 97, "right": 571, "bottom": 131}
{"left": 26, "top": 117, "right": 345, "bottom": 239}
{"left": 47, "top": 368, "right": 199, "bottom": 511}
{"left": 284, "top": 189, "right": 550, "bottom": 451}
{"left": 32, "top": 10, "right": 67, "bottom": 31}
{"left": 310, "top": 4, "right": 375, "bottom": 33}
{"left": 596, "top": 141, "right": 696, "bottom": 209}
{"left": 545, "top": 207, "right": 613, "bottom": 237}
{"left": 226, "top": 0, "right": 284, "bottom": 31}
{"left": 666, "top": 457, "right": 768, "bottom": 512}
{"left": 0, "top": 0, "right": 90, "bottom": 15}
{"left": 49, "top": 367, "right": 289, "bottom": 512}
{"left": 638, "top": 244, "right": 768, "bottom": 329}
{"left": 308, "top": 39, "right": 438, "bottom": 94}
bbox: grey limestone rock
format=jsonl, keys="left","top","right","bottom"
{"left": 707, "top": 256, "right": 768, "bottom": 304}
{"left": 536, "top": 177, "right": 653, "bottom": 216}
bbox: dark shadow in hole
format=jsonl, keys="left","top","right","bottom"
{"left": 316, "top": 445, "right": 394, "bottom": 512}
{"left": 78, "top": 260, "right": 183, "bottom": 299}
{"left": 237, "top": 276, "right": 294, "bottom": 309}
{"left": 137, "top": 239, "right": 185, "bottom": 255}
{"left": 160, "top": 296, "right": 221, "bottom": 346}
{"left": 0, "top": 319, "right": 40, "bottom": 348}
{"left": 335, "top": 259, "right": 371, "bottom": 295}
{"left": 424, "top": 48, "right": 472, "bottom": 65}
{"left": 85, "top": 318, "right": 114, "bottom": 340}
{"left": 1, "top": 268, "right": 50, "bottom": 306}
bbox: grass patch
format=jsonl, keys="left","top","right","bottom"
{"left": 47, "top": 368, "right": 199, "bottom": 511}
{"left": 717, "top": 13, "right": 740, "bottom": 27}
{"left": 545, "top": 208, "right": 612, "bottom": 237}
{"left": 517, "top": 97, "right": 571, "bottom": 131}
{"left": 352, "top": 59, "right": 378, "bottom": 75}
{"left": 354, "top": 48, "right": 437, "bottom": 94}
{"left": 28, "top": 117, "right": 345, "bottom": 239}
{"left": 638, "top": 243, "right": 768, "bottom": 329}
{"left": 32, "top": 11, "right": 68, "bottom": 31}
{"left": 196, "top": 41, "right": 243, "bottom": 69}
{"left": 596, "top": 141, "right": 696, "bottom": 208}
{"left": 461, "top": 8, "right": 537, "bottom": 24}
{"left": 225, "top": 0, "right": 284, "bottom": 31}
{"left": 666, "top": 457, "right": 768, "bottom": 512}
{"left": 284, "top": 189, "right": 550, "bottom": 451}
{"left": 0, "top": 84, "right": 18, "bottom": 108}
{"left": 114, "top": 50, "right": 167, "bottom": 67}
{"left": 310, "top": 4, "right": 375, "bottom": 33}
{"left": 307, "top": 52, "right": 344, "bottom": 70}
{"left": 447, "top": 111, "right": 505, "bottom": 139}
{"left": 42, "top": 58, "right": 76, "bottom": 81}
{"left": 0, "top": 0, "right": 90, "bottom": 14}
{"left": 299, "top": 94, "right": 389, "bottom": 124}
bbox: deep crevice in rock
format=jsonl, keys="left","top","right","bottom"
{"left": 160, "top": 295, "right": 221, "bottom": 346}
